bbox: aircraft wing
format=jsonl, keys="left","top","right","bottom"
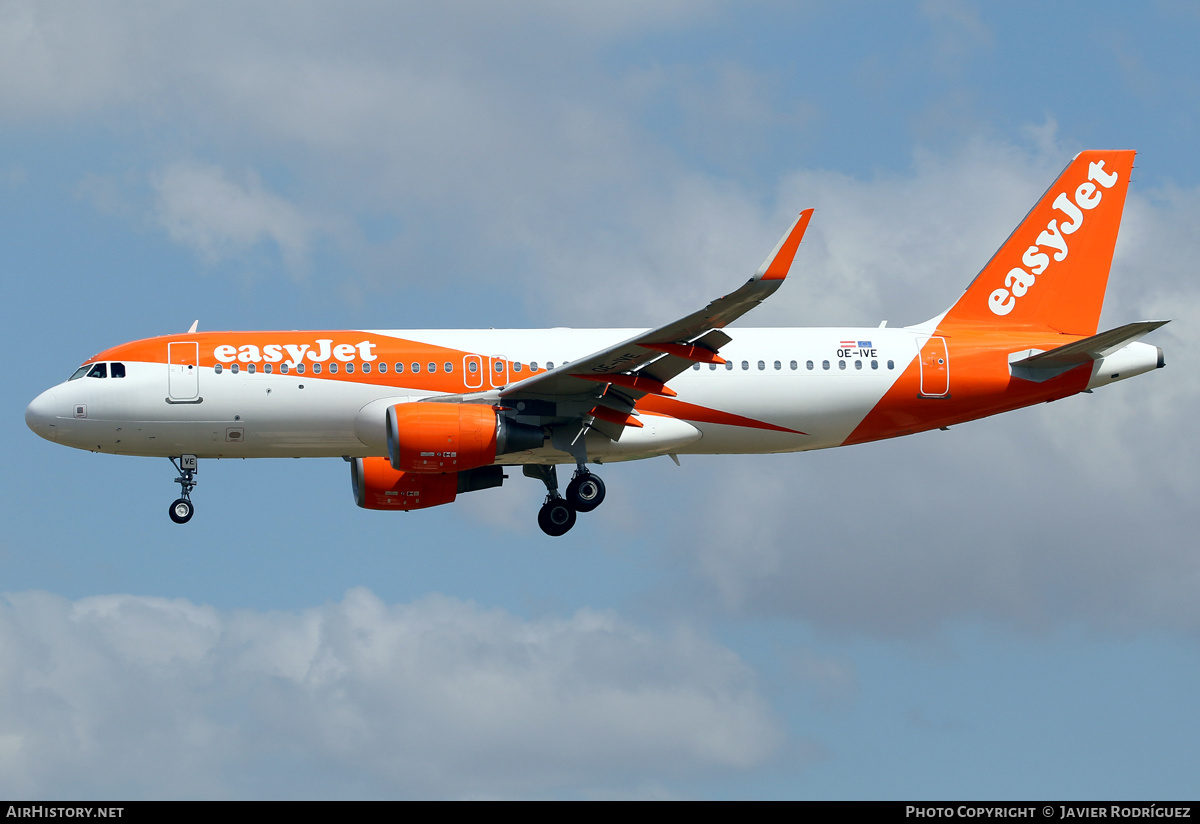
{"left": 495, "top": 209, "right": 813, "bottom": 435}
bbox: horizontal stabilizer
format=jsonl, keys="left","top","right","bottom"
{"left": 1012, "top": 321, "right": 1169, "bottom": 369}
{"left": 1009, "top": 320, "right": 1168, "bottom": 381}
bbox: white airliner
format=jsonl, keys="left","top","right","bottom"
{"left": 26, "top": 151, "right": 1166, "bottom": 535}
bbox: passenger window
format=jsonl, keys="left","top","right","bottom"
{"left": 547, "top": 362, "right": 555, "bottom": 369}
{"left": 232, "top": 363, "right": 240, "bottom": 374}
{"left": 265, "top": 363, "right": 273, "bottom": 374}
{"left": 514, "top": 363, "right": 523, "bottom": 373}
{"left": 411, "top": 363, "right": 420, "bottom": 373}
{"left": 692, "top": 363, "right": 700, "bottom": 371}
{"left": 887, "top": 360, "right": 895, "bottom": 369}
{"left": 468, "top": 361, "right": 478, "bottom": 373}
{"left": 248, "top": 363, "right": 256, "bottom": 374}
{"left": 110, "top": 362, "right": 126, "bottom": 378}
{"left": 280, "top": 363, "right": 289, "bottom": 374}
{"left": 789, "top": 360, "right": 797, "bottom": 370}
{"left": 428, "top": 362, "right": 437, "bottom": 373}
{"left": 296, "top": 364, "right": 305, "bottom": 374}
{"left": 87, "top": 363, "right": 108, "bottom": 378}
{"left": 725, "top": 361, "right": 733, "bottom": 370}
{"left": 395, "top": 363, "right": 403, "bottom": 373}
{"left": 530, "top": 362, "right": 539, "bottom": 371}
{"left": 774, "top": 360, "right": 781, "bottom": 370}
{"left": 375, "top": 362, "right": 384, "bottom": 373}
{"left": 838, "top": 360, "right": 846, "bottom": 370}
{"left": 214, "top": 364, "right": 223, "bottom": 374}
{"left": 311, "top": 363, "right": 320, "bottom": 374}
{"left": 328, "top": 363, "right": 337, "bottom": 374}
{"left": 871, "top": 360, "right": 878, "bottom": 370}
{"left": 495, "top": 361, "right": 504, "bottom": 373}
{"left": 806, "top": 360, "right": 814, "bottom": 370}
{"left": 741, "top": 361, "right": 749, "bottom": 370}
{"left": 855, "top": 360, "right": 862, "bottom": 370}
{"left": 346, "top": 362, "right": 355, "bottom": 373}
{"left": 444, "top": 362, "right": 452, "bottom": 373}
{"left": 757, "top": 360, "right": 765, "bottom": 370}
{"left": 709, "top": 363, "right": 717, "bottom": 370}
{"left": 69, "top": 366, "right": 89, "bottom": 381}
{"left": 822, "top": 360, "right": 830, "bottom": 370}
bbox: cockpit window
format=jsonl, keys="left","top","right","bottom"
{"left": 69, "top": 366, "right": 90, "bottom": 381}
{"left": 86, "top": 363, "right": 108, "bottom": 379}
{"left": 110, "top": 362, "right": 126, "bottom": 378}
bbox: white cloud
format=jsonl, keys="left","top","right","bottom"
{"left": 0, "top": 588, "right": 780, "bottom": 798}
{"left": 151, "top": 161, "right": 318, "bottom": 273}
{"left": 0, "top": 1, "right": 144, "bottom": 118}
{"left": 0, "top": 2, "right": 777, "bottom": 301}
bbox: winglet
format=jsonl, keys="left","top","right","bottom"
{"left": 754, "top": 208, "right": 814, "bottom": 282}
{"left": 187, "top": 320, "right": 199, "bottom": 334}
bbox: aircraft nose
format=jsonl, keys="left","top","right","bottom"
{"left": 26, "top": 388, "right": 59, "bottom": 442}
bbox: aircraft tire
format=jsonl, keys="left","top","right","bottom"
{"left": 537, "top": 498, "right": 576, "bottom": 537}
{"left": 566, "top": 473, "right": 605, "bottom": 513}
{"left": 169, "top": 498, "right": 194, "bottom": 524}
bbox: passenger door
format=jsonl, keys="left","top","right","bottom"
{"left": 168, "top": 342, "right": 200, "bottom": 401}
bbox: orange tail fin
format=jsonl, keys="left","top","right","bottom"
{"left": 941, "top": 150, "right": 1135, "bottom": 336}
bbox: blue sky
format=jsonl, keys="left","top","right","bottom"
{"left": 3, "top": 1, "right": 1199, "bottom": 799}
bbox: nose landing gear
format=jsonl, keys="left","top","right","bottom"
{"left": 524, "top": 464, "right": 606, "bottom": 536}
{"left": 168, "top": 455, "right": 198, "bottom": 524}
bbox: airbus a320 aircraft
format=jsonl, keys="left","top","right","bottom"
{"left": 26, "top": 151, "right": 1167, "bottom": 536}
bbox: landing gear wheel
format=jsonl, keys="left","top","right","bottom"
{"left": 537, "top": 498, "right": 577, "bottom": 537}
{"left": 566, "top": 473, "right": 606, "bottom": 513}
{"left": 169, "top": 498, "right": 194, "bottom": 524}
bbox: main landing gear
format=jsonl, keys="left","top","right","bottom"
{"left": 168, "top": 455, "right": 198, "bottom": 524}
{"left": 525, "top": 465, "right": 607, "bottom": 537}
{"left": 566, "top": 471, "right": 605, "bottom": 513}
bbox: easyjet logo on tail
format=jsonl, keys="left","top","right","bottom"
{"left": 987, "top": 160, "right": 1120, "bottom": 316}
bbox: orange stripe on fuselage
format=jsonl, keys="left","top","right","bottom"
{"left": 637, "top": 395, "right": 807, "bottom": 435}
{"left": 89, "top": 331, "right": 548, "bottom": 395}
{"left": 844, "top": 330, "right": 1091, "bottom": 445}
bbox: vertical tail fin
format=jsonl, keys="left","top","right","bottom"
{"left": 940, "top": 150, "right": 1135, "bottom": 336}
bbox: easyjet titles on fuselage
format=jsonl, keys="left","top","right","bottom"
{"left": 213, "top": 339, "right": 379, "bottom": 366}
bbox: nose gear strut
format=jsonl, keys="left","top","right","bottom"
{"left": 168, "top": 455, "right": 198, "bottom": 524}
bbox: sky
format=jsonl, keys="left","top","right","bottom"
{"left": 2, "top": 0, "right": 1199, "bottom": 799}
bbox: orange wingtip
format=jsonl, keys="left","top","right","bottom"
{"left": 573, "top": 373, "right": 678, "bottom": 397}
{"left": 641, "top": 342, "right": 727, "bottom": 364}
{"left": 757, "top": 208, "right": 813, "bottom": 282}
{"left": 589, "top": 406, "right": 644, "bottom": 428}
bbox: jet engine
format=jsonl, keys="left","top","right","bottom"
{"left": 350, "top": 457, "right": 505, "bottom": 510}
{"left": 385, "top": 402, "right": 543, "bottom": 472}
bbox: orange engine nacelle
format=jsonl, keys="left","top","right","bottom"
{"left": 351, "top": 457, "right": 457, "bottom": 510}
{"left": 385, "top": 402, "right": 543, "bottom": 473}
{"left": 350, "top": 457, "right": 505, "bottom": 511}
